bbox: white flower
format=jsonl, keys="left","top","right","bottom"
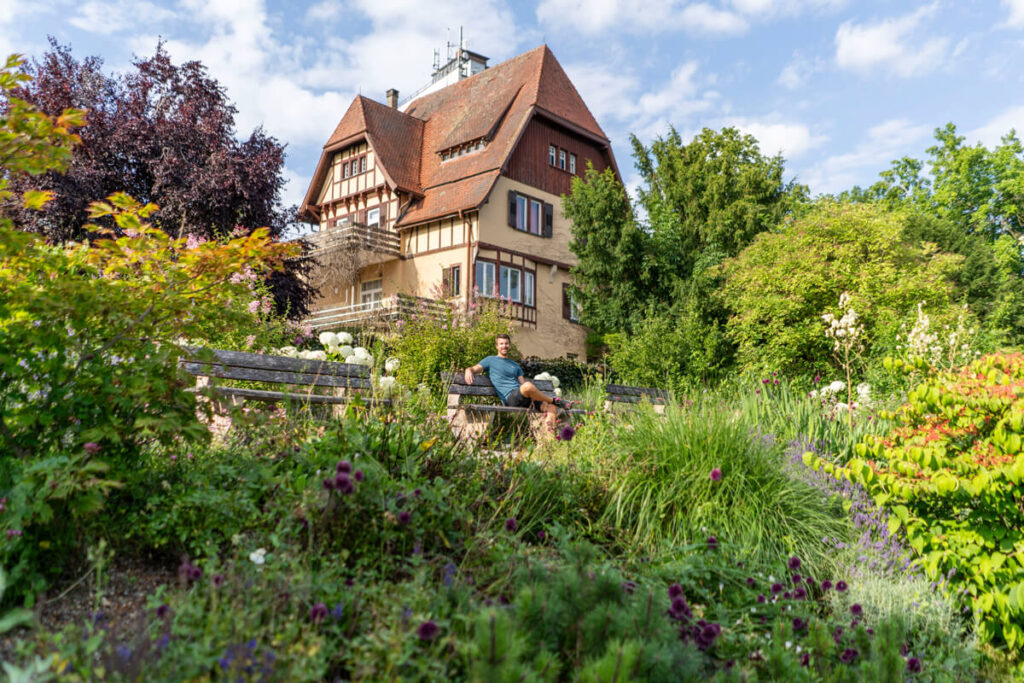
{"left": 554, "top": 388, "right": 562, "bottom": 397}
{"left": 338, "top": 344, "right": 354, "bottom": 358}
{"left": 785, "top": 641, "right": 792, "bottom": 649}
{"left": 550, "top": 376, "right": 560, "bottom": 389}
{"left": 534, "top": 372, "right": 551, "bottom": 381}
{"left": 377, "top": 375, "right": 399, "bottom": 396}
{"left": 828, "top": 381, "right": 846, "bottom": 394}
{"left": 318, "top": 331, "right": 339, "bottom": 347}
{"left": 856, "top": 383, "right": 871, "bottom": 398}
{"left": 249, "top": 548, "right": 267, "bottom": 565}
{"left": 835, "top": 402, "right": 849, "bottom": 411}
{"left": 300, "top": 350, "right": 327, "bottom": 361}
{"left": 353, "top": 346, "right": 371, "bottom": 359}
{"left": 278, "top": 346, "right": 298, "bottom": 358}
{"left": 335, "top": 331, "right": 354, "bottom": 344}
{"left": 385, "top": 357, "right": 401, "bottom": 373}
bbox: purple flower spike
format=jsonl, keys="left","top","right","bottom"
{"left": 668, "top": 583, "right": 684, "bottom": 599}
{"left": 336, "top": 460, "right": 352, "bottom": 474}
{"left": 792, "top": 617, "right": 807, "bottom": 631}
{"left": 836, "top": 580, "right": 848, "bottom": 592}
{"left": 906, "top": 657, "right": 922, "bottom": 673}
{"left": 788, "top": 556, "right": 801, "bottom": 570}
{"left": 83, "top": 442, "right": 101, "bottom": 455}
{"left": 537, "top": 530, "right": 547, "bottom": 541}
{"left": 417, "top": 620, "right": 439, "bottom": 641}
{"left": 505, "top": 518, "right": 517, "bottom": 532}
{"left": 757, "top": 594, "right": 766, "bottom": 603}
{"left": 322, "top": 477, "right": 336, "bottom": 491}
{"left": 850, "top": 603, "right": 863, "bottom": 616}
{"left": 840, "top": 647, "right": 859, "bottom": 664}
{"left": 212, "top": 574, "right": 224, "bottom": 587}
{"left": 710, "top": 468, "right": 722, "bottom": 482}
{"left": 310, "top": 602, "right": 328, "bottom": 624}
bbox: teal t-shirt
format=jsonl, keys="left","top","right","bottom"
{"left": 479, "top": 355, "right": 523, "bottom": 404}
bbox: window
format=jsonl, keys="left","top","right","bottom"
{"left": 449, "top": 265, "right": 461, "bottom": 296}
{"left": 475, "top": 261, "right": 496, "bottom": 297}
{"left": 515, "top": 194, "right": 528, "bottom": 231}
{"left": 366, "top": 207, "right": 380, "bottom": 226}
{"left": 360, "top": 156, "right": 367, "bottom": 173}
{"left": 529, "top": 199, "right": 542, "bottom": 235}
{"left": 342, "top": 162, "right": 349, "bottom": 179}
{"left": 549, "top": 145, "right": 556, "bottom": 166}
{"left": 524, "top": 271, "right": 535, "bottom": 307}
{"left": 559, "top": 149, "right": 566, "bottom": 170}
{"left": 569, "top": 153, "right": 577, "bottom": 174}
{"left": 360, "top": 279, "right": 383, "bottom": 307}
{"left": 563, "top": 283, "right": 580, "bottom": 322}
{"left": 500, "top": 265, "right": 521, "bottom": 302}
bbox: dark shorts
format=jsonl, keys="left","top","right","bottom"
{"left": 505, "top": 387, "right": 542, "bottom": 410}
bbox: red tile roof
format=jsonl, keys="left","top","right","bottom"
{"left": 302, "top": 45, "right": 613, "bottom": 228}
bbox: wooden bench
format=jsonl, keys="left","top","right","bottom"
{"left": 180, "top": 348, "right": 382, "bottom": 415}
{"left": 442, "top": 372, "right": 585, "bottom": 441}
{"left": 604, "top": 383, "right": 670, "bottom": 414}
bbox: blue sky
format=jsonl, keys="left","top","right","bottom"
{"left": 7, "top": 0, "right": 1024, "bottom": 216}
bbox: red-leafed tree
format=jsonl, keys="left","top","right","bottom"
{"left": 5, "top": 39, "right": 312, "bottom": 316}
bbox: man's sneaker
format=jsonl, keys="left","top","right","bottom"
{"left": 552, "top": 397, "right": 571, "bottom": 410}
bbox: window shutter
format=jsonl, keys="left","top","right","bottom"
{"left": 508, "top": 190, "right": 517, "bottom": 227}
{"left": 442, "top": 267, "right": 452, "bottom": 296}
{"left": 543, "top": 203, "right": 554, "bottom": 238}
{"left": 562, "top": 283, "right": 571, "bottom": 320}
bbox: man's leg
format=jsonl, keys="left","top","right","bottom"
{"left": 519, "top": 381, "right": 560, "bottom": 430}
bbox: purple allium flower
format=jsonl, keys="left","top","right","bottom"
{"left": 398, "top": 510, "right": 412, "bottom": 525}
{"left": 187, "top": 565, "right": 203, "bottom": 581}
{"left": 413, "top": 488, "right": 422, "bottom": 498}
{"left": 906, "top": 657, "right": 922, "bottom": 673}
{"left": 850, "top": 603, "right": 863, "bottom": 616}
{"left": 557, "top": 425, "right": 575, "bottom": 441}
{"left": 757, "top": 594, "right": 766, "bottom": 603}
{"left": 322, "top": 477, "right": 336, "bottom": 491}
{"left": 821, "top": 580, "right": 833, "bottom": 591}
{"left": 310, "top": 602, "right": 328, "bottom": 624}
{"left": 706, "top": 535, "right": 718, "bottom": 549}
{"left": 417, "top": 620, "right": 439, "bottom": 641}
{"left": 505, "top": 517, "right": 517, "bottom": 532}
{"left": 669, "top": 596, "right": 693, "bottom": 621}
{"left": 793, "top": 586, "right": 807, "bottom": 600}
{"left": 746, "top": 577, "right": 756, "bottom": 587}
{"left": 335, "top": 472, "right": 354, "bottom": 494}
{"left": 336, "top": 460, "right": 352, "bottom": 474}
{"left": 537, "top": 530, "right": 547, "bottom": 541}
{"left": 668, "top": 583, "right": 684, "bottom": 599}
{"left": 792, "top": 617, "right": 807, "bottom": 631}
{"left": 771, "top": 583, "right": 784, "bottom": 594}
{"left": 156, "top": 603, "right": 170, "bottom": 618}
{"left": 792, "top": 574, "right": 802, "bottom": 584}
{"left": 788, "top": 556, "right": 801, "bottom": 570}
{"left": 353, "top": 469, "right": 364, "bottom": 482}
{"left": 836, "top": 580, "right": 848, "bottom": 592}
{"left": 783, "top": 591, "right": 792, "bottom": 599}
{"left": 212, "top": 574, "right": 224, "bottom": 587}
{"left": 710, "top": 468, "right": 723, "bottom": 482}
{"left": 840, "top": 647, "right": 859, "bottom": 664}
{"left": 83, "top": 442, "right": 101, "bottom": 455}
{"left": 622, "top": 581, "right": 637, "bottom": 594}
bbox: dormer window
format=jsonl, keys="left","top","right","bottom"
{"left": 440, "top": 139, "right": 487, "bottom": 163}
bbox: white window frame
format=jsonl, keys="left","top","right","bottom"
{"left": 524, "top": 271, "right": 535, "bottom": 307}
{"left": 500, "top": 265, "right": 522, "bottom": 303}
{"left": 360, "top": 278, "right": 383, "bottom": 307}
{"left": 549, "top": 145, "right": 556, "bottom": 166}
{"left": 475, "top": 261, "right": 496, "bottom": 297}
{"left": 569, "top": 153, "right": 577, "bottom": 174}
{"left": 529, "top": 199, "right": 542, "bottom": 235}
{"left": 450, "top": 265, "right": 461, "bottom": 296}
{"left": 515, "top": 195, "right": 528, "bottom": 231}
{"left": 559, "top": 149, "right": 567, "bottom": 170}
{"left": 366, "top": 207, "right": 381, "bottom": 227}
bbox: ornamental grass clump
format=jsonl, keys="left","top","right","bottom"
{"left": 595, "top": 404, "right": 850, "bottom": 573}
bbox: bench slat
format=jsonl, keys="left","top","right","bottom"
{"left": 183, "top": 347, "right": 368, "bottom": 378}
{"left": 605, "top": 384, "right": 669, "bottom": 399}
{"left": 204, "top": 386, "right": 370, "bottom": 405}
{"left": 441, "top": 372, "right": 555, "bottom": 393}
{"left": 181, "top": 362, "right": 371, "bottom": 389}
{"left": 607, "top": 394, "right": 667, "bottom": 405}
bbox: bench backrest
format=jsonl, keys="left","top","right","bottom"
{"left": 605, "top": 383, "right": 669, "bottom": 404}
{"left": 181, "top": 347, "right": 370, "bottom": 389}
{"left": 441, "top": 372, "right": 556, "bottom": 397}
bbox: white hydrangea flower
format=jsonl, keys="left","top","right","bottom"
{"left": 377, "top": 375, "right": 399, "bottom": 396}
{"left": 856, "top": 383, "right": 871, "bottom": 398}
{"left": 338, "top": 344, "right": 354, "bottom": 358}
{"left": 533, "top": 372, "right": 551, "bottom": 381}
{"left": 385, "top": 357, "right": 400, "bottom": 373}
{"left": 335, "top": 331, "right": 354, "bottom": 345}
{"left": 278, "top": 346, "right": 298, "bottom": 358}
{"left": 249, "top": 548, "right": 267, "bottom": 565}
{"left": 318, "top": 331, "right": 339, "bottom": 347}
{"left": 834, "top": 402, "right": 849, "bottom": 412}
{"left": 550, "top": 376, "right": 560, "bottom": 389}
{"left": 353, "top": 346, "right": 371, "bottom": 359}
{"left": 554, "top": 388, "right": 562, "bottom": 397}
{"left": 828, "top": 380, "right": 846, "bottom": 394}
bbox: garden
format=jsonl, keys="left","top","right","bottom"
{"left": 4, "top": 50, "right": 1024, "bottom": 682}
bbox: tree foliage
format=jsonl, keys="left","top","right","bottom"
{"left": 721, "top": 201, "right": 965, "bottom": 376}
{"left": 3, "top": 40, "right": 313, "bottom": 316}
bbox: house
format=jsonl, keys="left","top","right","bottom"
{"left": 300, "top": 44, "right": 620, "bottom": 359}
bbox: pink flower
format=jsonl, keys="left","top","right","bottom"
{"left": 710, "top": 468, "right": 722, "bottom": 482}
{"left": 247, "top": 300, "right": 260, "bottom": 314}
{"left": 261, "top": 297, "right": 273, "bottom": 314}
{"left": 244, "top": 334, "right": 256, "bottom": 349}
{"left": 84, "top": 442, "right": 101, "bottom": 455}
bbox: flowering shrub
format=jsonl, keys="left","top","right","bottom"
{"left": 806, "top": 352, "right": 1024, "bottom": 648}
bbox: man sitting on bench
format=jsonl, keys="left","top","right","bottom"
{"left": 464, "top": 334, "right": 566, "bottom": 431}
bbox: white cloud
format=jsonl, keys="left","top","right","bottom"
{"left": 721, "top": 117, "right": 827, "bottom": 159}
{"left": 729, "top": 0, "right": 846, "bottom": 17}
{"left": 834, "top": 5, "right": 949, "bottom": 77}
{"left": 969, "top": 105, "right": 1024, "bottom": 147}
{"left": 1003, "top": 0, "right": 1024, "bottom": 28}
{"left": 777, "top": 52, "right": 824, "bottom": 89}
{"left": 536, "top": 0, "right": 747, "bottom": 36}
{"left": 68, "top": 0, "right": 177, "bottom": 35}
{"left": 800, "top": 117, "right": 931, "bottom": 194}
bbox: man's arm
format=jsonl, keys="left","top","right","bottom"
{"left": 518, "top": 375, "right": 525, "bottom": 385}
{"left": 464, "top": 362, "right": 485, "bottom": 385}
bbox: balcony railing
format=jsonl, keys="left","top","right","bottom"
{"left": 306, "top": 294, "right": 448, "bottom": 330}
{"left": 307, "top": 221, "right": 400, "bottom": 261}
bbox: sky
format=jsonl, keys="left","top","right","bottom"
{"left": 6, "top": 0, "right": 1024, "bottom": 223}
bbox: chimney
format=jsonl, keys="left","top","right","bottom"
{"left": 386, "top": 88, "right": 399, "bottom": 108}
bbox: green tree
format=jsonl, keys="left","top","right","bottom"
{"left": 721, "top": 201, "right": 964, "bottom": 376}
{"left": 563, "top": 165, "right": 650, "bottom": 334}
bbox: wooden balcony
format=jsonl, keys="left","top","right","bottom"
{"left": 306, "top": 294, "right": 448, "bottom": 330}
{"left": 307, "top": 221, "right": 400, "bottom": 263}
